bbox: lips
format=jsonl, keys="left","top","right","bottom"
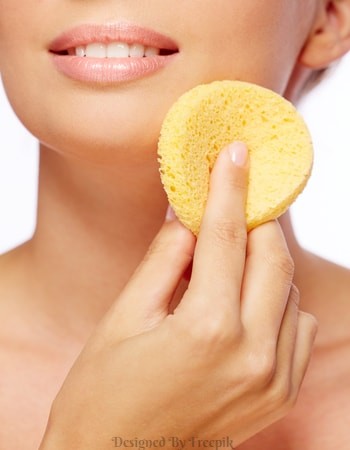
{"left": 49, "top": 21, "right": 179, "bottom": 84}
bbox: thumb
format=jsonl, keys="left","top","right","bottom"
{"left": 99, "top": 206, "right": 196, "bottom": 342}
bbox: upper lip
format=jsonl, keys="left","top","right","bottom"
{"left": 49, "top": 21, "right": 179, "bottom": 54}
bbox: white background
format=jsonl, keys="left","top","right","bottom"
{"left": 292, "top": 53, "right": 350, "bottom": 268}
{"left": 1, "top": 53, "right": 350, "bottom": 267}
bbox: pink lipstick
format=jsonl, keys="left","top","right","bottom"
{"left": 49, "top": 22, "right": 179, "bottom": 84}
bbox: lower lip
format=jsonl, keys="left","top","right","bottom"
{"left": 51, "top": 53, "right": 178, "bottom": 84}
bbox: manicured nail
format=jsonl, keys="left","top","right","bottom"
{"left": 165, "top": 205, "right": 177, "bottom": 222}
{"left": 228, "top": 142, "right": 248, "bottom": 167}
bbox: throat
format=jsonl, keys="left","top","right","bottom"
{"left": 17, "top": 144, "right": 168, "bottom": 334}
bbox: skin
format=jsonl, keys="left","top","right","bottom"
{"left": 0, "top": 0, "right": 350, "bottom": 449}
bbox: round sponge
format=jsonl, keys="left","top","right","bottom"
{"left": 157, "top": 80, "right": 313, "bottom": 236}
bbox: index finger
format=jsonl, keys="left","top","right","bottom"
{"left": 189, "top": 142, "right": 249, "bottom": 309}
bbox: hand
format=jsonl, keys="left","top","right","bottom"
{"left": 39, "top": 142, "right": 317, "bottom": 449}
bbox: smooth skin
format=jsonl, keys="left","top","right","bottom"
{"left": 40, "top": 145, "right": 317, "bottom": 449}
{"left": 0, "top": 0, "right": 350, "bottom": 449}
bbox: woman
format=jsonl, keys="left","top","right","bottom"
{"left": 0, "top": 1, "right": 349, "bottom": 448}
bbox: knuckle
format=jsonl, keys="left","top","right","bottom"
{"left": 299, "top": 311, "right": 319, "bottom": 335}
{"left": 187, "top": 307, "right": 242, "bottom": 350}
{"left": 197, "top": 314, "right": 233, "bottom": 344}
{"left": 264, "top": 249, "right": 295, "bottom": 279}
{"left": 203, "top": 316, "right": 230, "bottom": 344}
{"left": 245, "top": 350, "right": 276, "bottom": 388}
{"left": 141, "top": 223, "right": 191, "bottom": 265}
{"left": 210, "top": 219, "right": 247, "bottom": 249}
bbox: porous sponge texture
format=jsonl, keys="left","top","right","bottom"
{"left": 158, "top": 80, "right": 313, "bottom": 236}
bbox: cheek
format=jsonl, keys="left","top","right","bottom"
{"left": 183, "top": 1, "right": 303, "bottom": 94}
{"left": 0, "top": 0, "right": 309, "bottom": 165}
{"left": 0, "top": 2, "right": 196, "bottom": 164}
{"left": 1, "top": 55, "right": 199, "bottom": 165}
{"left": 0, "top": 1, "right": 46, "bottom": 124}
{"left": 1, "top": 50, "right": 48, "bottom": 145}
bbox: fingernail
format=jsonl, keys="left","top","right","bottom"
{"left": 165, "top": 205, "right": 177, "bottom": 222}
{"left": 228, "top": 142, "right": 248, "bottom": 167}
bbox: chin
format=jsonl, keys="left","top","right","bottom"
{"left": 39, "top": 119, "right": 163, "bottom": 166}
{"left": 8, "top": 84, "right": 172, "bottom": 165}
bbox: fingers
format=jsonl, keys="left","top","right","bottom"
{"left": 264, "top": 291, "right": 317, "bottom": 412}
{"left": 100, "top": 138, "right": 248, "bottom": 342}
{"left": 291, "top": 311, "right": 318, "bottom": 389}
{"left": 189, "top": 142, "right": 249, "bottom": 314}
{"left": 241, "top": 220, "right": 295, "bottom": 343}
{"left": 102, "top": 216, "right": 196, "bottom": 340}
{"left": 272, "top": 284, "right": 300, "bottom": 381}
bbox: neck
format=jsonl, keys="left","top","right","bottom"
{"left": 10, "top": 145, "right": 322, "bottom": 338}
{"left": 19, "top": 145, "right": 168, "bottom": 336}
{"left": 279, "top": 211, "right": 322, "bottom": 293}
{"left": 278, "top": 212, "right": 303, "bottom": 260}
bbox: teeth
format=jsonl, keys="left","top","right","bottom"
{"left": 107, "top": 42, "right": 129, "bottom": 58}
{"left": 85, "top": 43, "right": 107, "bottom": 58}
{"left": 75, "top": 46, "right": 85, "bottom": 57}
{"left": 145, "top": 46, "right": 159, "bottom": 56}
{"left": 74, "top": 42, "right": 160, "bottom": 58}
{"left": 129, "top": 43, "right": 145, "bottom": 58}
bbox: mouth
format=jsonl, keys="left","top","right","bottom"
{"left": 53, "top": 44, "right": 176, "bottom": 58}
{"left": 49, "top": 21, "right": 179, "bottom": 83}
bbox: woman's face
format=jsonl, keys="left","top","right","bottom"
{"left": 0, "top": 1, "right": 318, "bottom": 164}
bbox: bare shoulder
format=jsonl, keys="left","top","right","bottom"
{"left": 296, "top": 251, "right": 350, "bottom": 349}
{"left": 0, "top": 244, "right": 73, "bottom": 450}
{"left": 238, "top": 255, "right": 350, "bottom": 450}
{"left": 0, "top": 241, "right": 33, "bottom": 306}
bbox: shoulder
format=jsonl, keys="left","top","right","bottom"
{"left": 308, "top": 254, "right": 350, "bottom": 349}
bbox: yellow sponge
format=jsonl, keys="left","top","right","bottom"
{"left": 158, "top": 80, "right": 313, "bottom": 236}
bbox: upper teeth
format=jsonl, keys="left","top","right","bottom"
{"left": 74, "top": 42, "right": 160, "bottom": 58}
